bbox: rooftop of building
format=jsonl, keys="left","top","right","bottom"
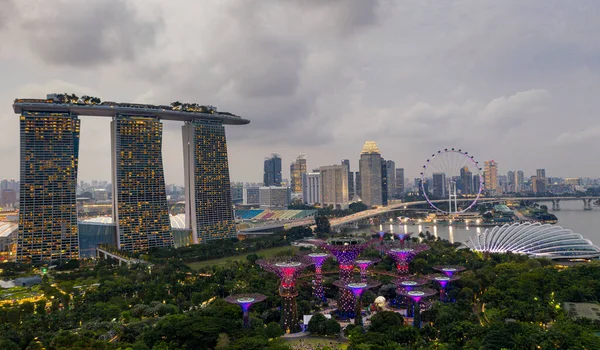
{"left": 81, "top": 214, "right": 187, "bottom": 230}
{"left": 361, "top": 141, "right": 381, "bottom": 155}
{"left": 13, "top": 94, "right": 250, "bottom": 125}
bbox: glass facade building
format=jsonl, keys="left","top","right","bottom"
{"left": 78, "top": 222, "right": 117, "bottom": 258}
{"left": 111, "top": 116, "right": 172, "bottom": 253}
{"left": 17, "top": 112, "right": 80, "bottom": 263}
{"left": 183, "top": 120, "right": 236, "bottom": 243}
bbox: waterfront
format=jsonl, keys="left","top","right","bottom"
{"left": 352, "top": 200, "right": 600, "bottom": 245}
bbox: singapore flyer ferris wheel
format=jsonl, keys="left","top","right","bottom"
{"left": 420, "top": 148, "right": 484, "bottom": 214}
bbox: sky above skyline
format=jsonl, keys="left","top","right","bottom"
{"left": 1, "top": 0, "right": 599, "bottom": 184}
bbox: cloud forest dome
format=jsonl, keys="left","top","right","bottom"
{"left": 464, "top": 222, "right": 600, "bottom": 259}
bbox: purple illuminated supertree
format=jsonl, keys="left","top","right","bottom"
{"left": 394, "top": 232, "right": 414, "bottom": 247}
{"left": 395, "top": 276, "right": 428, "bottom": 316}
{"left": 371, "top": 230, "right": 390, "bottom": 255}
{"left": 224, "top": 293, "right": 267, "bottom": 328}
{"left": 334, "top": 280, "right": 381, "bottom": 325}
{"left": 310, "top": 237, "right": 375, "bottom": 317}
{"left": 433, "top": 265, "right": 466, "bottom": 278}
{"left": 257, "top": 257, "right": 314, "bottom": 332}
{"left": 307, "top": 253, "right": 331, "bottom": 301}
{"left": 354, "top": 258, "right": 381, "bottom": 282}
{"left": 384, "top": 243, "right": 430, "bottom": 275}
{"left": 427, "top": 274, "right": 461, "bottom": 302}
{"left": 397, "top": 288, "right": 437, "bottom": 328}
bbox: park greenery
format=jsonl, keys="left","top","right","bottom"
{"left": 1, "top": 227, "right": 600, "bottom": 349}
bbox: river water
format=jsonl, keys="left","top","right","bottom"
{"left": 350, "top": 200, "right": 600, "bottom": 246}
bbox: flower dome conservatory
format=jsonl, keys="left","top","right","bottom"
{"left": 464, "top": 222, "right": 600, "bottom": 260}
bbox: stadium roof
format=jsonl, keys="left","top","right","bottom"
{"left": 81, "top": 214, "right": 187, "bottom": 230}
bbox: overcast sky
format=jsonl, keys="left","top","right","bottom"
{"left": 1, "top": 0, "right": 599, "bottom": 184}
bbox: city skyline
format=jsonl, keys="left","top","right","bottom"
{"left": 2, "top": 1, "right": 600, "bottom": 185}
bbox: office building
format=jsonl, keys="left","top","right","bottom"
{"left": 536, "top": 169, "right": 546, "bottom": 181}
{"left": 259, "top": 186, "right": 291, "bottom": 209}
{"left": 355, "top": 172, "right": 362, "bottom": 199}
{"left": 243, "top": 187, "right": 260, "bottom": 205}
{"left": 385, "top": 160, "right": 396, "bottom": 201}
{"left": 290, "top": 154, "right": 307, "bottom": 194}
{"left": 473, "top": 174, "right": 481, "bottom": 194}
{"left": 264, "top": 154, "right": 282, "bottom": 186}
{"left": 319, "top": 165, "right": 348, "bottom": 209}
{"left": 395, "top": 168, "right": 404, "bottom": 198}
{"left": 515, "top": 170, "right": 524, "bottom": 193}
{"left": 230, "top": 183, "right": 244, "bottom": 204}
{"left": 484, "top": 160, "right": 498, "bottom": 194}
{"left": 183, "top": 121, "right": 237, "bottom": 243}
{"left": 302, "top": 172, "right": 321, "bottom": 205}
{"left": 359, "top": 141, "right": 383, "bottom": 206}
{"left": 532, "top": 176, "right": 546, "bottom": 194}
{"left": 381, "top": 159, "right": 388, "bottom": 206}
{"left": 460, "top": 166, "right": 473, "bottom": 194}
{"left": 112, "top": 116, "right": 172, "bottom": 253}
{"left": 506, "top": 171, "right": 515, "bottom": 193}
{"left": 17, "top": 112, "right": 80, "bottom": 263}
{"left": 341, "top": 159, "right": 355, "bottom": 199}
{"left": 1, "top": 189, "right": 17, "bottom": 206}
{"left": 432, "top": 173, "right": 446, "bottom": 198}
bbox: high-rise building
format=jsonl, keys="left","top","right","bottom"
{"left": 515, "top": 170, "right": 524, "bottom": 193}
{"left": 506, "top": 171, "right": 515, "bottom": 192}
{"left": 359, "top": 141, "right": 383, "bottom": 207}
{"left": 1, "top": 189, "right": 17, "bottom": 206}
{"left": 395, "top": 168, "right": 404, "bottom": 198}
{"left": 385, "top": 160, "right": 396, "bottom": 201}
{"left": 302, "top": 172, "right": 321, "bottom": 205}
{"left": 355, "top": 172, "right": 362, "bottom": 199}
{"left": 264, "top": 154, "right": 282, "bottom": 186}
{"left": 290, "top": 154, "right": 307, "bottom": 194}
{"left": 460, "top": 166, "right": 473, "bottom": 194}
{"left": 432, "top": 173, "right": 446, "bottom": 198}
{"left": 230, "top": 183, "right": 244, "bottom": 204}
{"left": 17, "top": 112, "right": 80, "bottom": 263}
{"left": 484, "top": 160, "right": 498, "bottom": 194}
{"left": 341, "top": 160, "right": 355, "bottom": 199}
{"left": 532, "top": 176, "right": 546, "bottom": 194}
{"left": 259, "top": 186, "right": 291, "bottom": 209}
{"left": 536, "top": 169, "right": 546, "bottom": 180}
{"left": 243, "top": 187, "right": 260, "bottom": 205}
{"left": 319, "top": 165, "right": 348, "bottom": 208}
{"left": 473, "top": 174, "right": 481, "bottom": 194}
{"left": 381, "top": 159, "right": 388, "bottom": 206}
{"left": 183, "top": 121, "right": 236, "bottom": 243}
{"left": 112, "top": 116, "right": 172, "bottom": 253}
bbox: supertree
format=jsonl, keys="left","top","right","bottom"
{"left": 257, "top": 256, "right": 314, "bottom": 332}
{"left": 307, "top": 253, "right": 331, "bottom": 301}
{"left": 371, "top": 230, "right": 390, "bottom": 255}
{"left": 397, "top": 288, "right": 437, "bottom": 328}
{"left": 384, "top": 243, "right": 430, "bottom": 275}
{"left": 310, "top": 237, "right": 374, "bottom": 317}
{"left": 224, "top": 293, "right": 267, "bottom": 328}
{"left": 334, "top": 280, "right": 381, "bottom": 326}
{"left": 427, "top": 274, "right": 461, "bottom": 302}
{"left": 433, "top": 265, "right": 466, "bottom": 278}
{"left": 355, "top": 258, "right": 381, "bottom": 283}
{"left": 395, "top": 276, "right": 428, "bottom": 316}
{"left": 394, "top": 232, "right": 414, "bottom": 247}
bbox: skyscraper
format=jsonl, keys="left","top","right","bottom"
{"left": 355, "top": 172, "right": 362, "bottom": 199}
{"left": 319, "top": 165, "right": 349, "bottom": 208}
{"left": 112, "top": 116, "right": 172, "bottom": 253}
{"left": 359, "top": 141, "right": 383, "bottom": 207}
{"left": 263, "top": 154, "right": 282, "bottom": 186}
{"left": 484, "top": 160, "right": 498, "bottom": 194}
{"left": 341, "top": 159, "right": 355, "bottom": 199}
{"left": 302, "top": 172, "right": 321, "bottom": 205}
{"left": 183, "top": 120, "right": 236, "bottom": 243}
{"left": 515, "top": 170, "right": 524, "bottom": 193}
{"left": 17, "top": 112, "right": 80, "bottom": 263}
{"left": 385, "top": 160, "right": 396, "bottom": 201}
{"left": 432, "top": 173, "right": 446, "bottom": 198}
{"left": 395, "top": 168, "right": 404, "bottom": 198}
{"left": 507, "top": 171, "right": 515, "bottom": 192}
{"left": 460, "top": 166, "right": 473, "bottom": 194}
{"left": 473, "top": 174, "right": 481, "bottom": 194}
{"left": 381, "top": 159, "right": 389, "bottom": 206}
{"left": 290, "top": 154, "right": 307, "bottom": 194}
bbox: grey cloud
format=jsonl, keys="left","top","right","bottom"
{"left": 11, "top": 0, "right": 160, "bottom": 67}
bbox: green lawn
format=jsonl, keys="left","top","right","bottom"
{"left": 187, "top": 246, "right": 300, "bottom": 270}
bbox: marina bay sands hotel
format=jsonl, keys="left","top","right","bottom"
{"left": 13, "top": 94, "right": 250, "bottom": 263}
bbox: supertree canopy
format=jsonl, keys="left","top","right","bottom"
{"left": 334, "top": 279, "right": 381, "bottom": 325}
{"left": 257, "top": 256, "right": 314, "bottom": 332}
{"left": 433, "top": 265, "right": 466, "bottom": 277}
{"left": 355, "top": 258, "right": 381, "bottom": 282}
{"left": 427, "top": 274, "right": 461, "bottom": 302}
{"left": 394, "top": 232, "right": 414, "bottom": 247}
{"left": 307, "top": 252, "right": 331, "bottom": 301}
{"left": 397, "top": 288, "right": 437, "bottom": 328}
{"left": 384, "top": 242, "right": 430, "bottom": 275}
{"left": 224, "top": 293, "right": 267, "bottom": 328}
{"left": 394, "top": 276, "right": 429, "bottom": 316}
{"left": 310, "top": 237, "right": 375, "bottom": 317}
